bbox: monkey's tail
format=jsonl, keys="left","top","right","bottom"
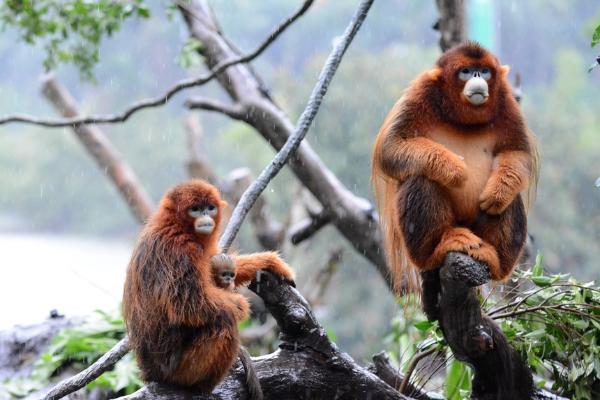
{"left": 239, "top": 346, "right": 264, "bottom": 400}
{"left": 371, "top": 132, "right": 420, "bottom": 296}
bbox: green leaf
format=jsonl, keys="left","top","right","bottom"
{"left": 532, "top": 253, "right": 544, "bottom": 276}
{"left": 571, "top": 319, "right": 589, "bottom": 330}
{"left": 592, "top": 24, "right": 600, "bottom": 47}
{"left": 531, "top": 276, "right": 553, "bottom": 287}
{"left": 523, "top": 329, "right": 546, "bottom": 339}
{"left": 414, "top": 320, "right": 434, "bottom": 331}
{"left": 445, "top": 359, "right": 471, "bottom": 400}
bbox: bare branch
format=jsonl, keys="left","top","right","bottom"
{"left": 42, "top": 76, "right": 154, "bottom": 223}
{"left": 398, "top": 348, "right": 437, "bottom": 395}
{"left": 184, "top": 114, "right": 220, "bottom": 184}
{"left": 218, "top": 0, "right": 374, "bottom": 252}
{"left": 368, "top": 352, "right": 432, "bottom": 400}
{"left": 41, "top": 338, "right": 129, "bottom": 400}
{"left": 0, "top": 0, "right": 315, "bottom": 128}
{"left": 185, "top": 96, "right": 245, "bottom": 119}
{"left": 302, "top": 247, "right": 342, "bottom": 306}
{"left": 289, "top": 210, "right": 331, "bottom": 245}
{"left": 223, "top": 168, "right": 284, "bottom": 251}
{"left": 239, "top": 318, "right": 277, "bottom": 345}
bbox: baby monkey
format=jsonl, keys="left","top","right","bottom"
{"left": 211, "top": 253, "right": 237, "bottom": 291}
{"left": 210, "top": 252, "right": 263, "bottom": 400}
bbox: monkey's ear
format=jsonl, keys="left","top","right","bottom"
{"left": 500, "top": 65, "right": 510, "bottom": 77}
{"left": 426, "top": 67, "right": 443, "bottom": 81}
{"left": 221, "top": 200, "right": 228, "bottom": 209}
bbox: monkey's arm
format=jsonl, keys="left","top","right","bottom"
{"left": 231, "top": 251, "right": 295, "bottom": 286}
{"left": 144, "top": 248, "right": 249, "bottom": 325}
{"left": 480, "top": 150, "right": 531, "bottom": 215}
{"left": 376, "top": 134, "right": 468, "bottom": 188}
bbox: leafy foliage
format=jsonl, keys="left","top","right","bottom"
{"left": 385, "top": 254, "right": 600, "bottom": 398}
{"left": 489, "top": 255, "right": 600, "bottom": 399}
{"left": 0, "top": 0, "right": 150, "bottom": 80}
{"left": 177, "top": 37, "right": 204, "bottom": 69}
{"left": 3, "top": 309, "right": 141, "bottom": 398}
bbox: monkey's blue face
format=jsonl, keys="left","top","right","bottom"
{"left": 187, "top": 203, "right": 219, "bottom": 235}
{"left": 458, "top": 67, "right": 491, "bottom": 106}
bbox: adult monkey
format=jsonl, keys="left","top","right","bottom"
{"left": 123, "top": 180, "right": 294, "bottom": 396}
{"left": 372, "top": 42, "right": 538, "bottom": 295}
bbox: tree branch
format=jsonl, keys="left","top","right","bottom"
{"left": 0, "top": 0, "right": 315, "bottom": 128}
{"left": 182, "top": 0, "right": 392, "bottom": 290}
{"left": 184, "top": 114, "right": 221, "bottom": 185}
{"left": 289, "top": 210, "right": 331, "bottom": 245}
{"left": 223, "top": 168, "right": 284, "bottom": 251}
{"left": 185, "top": 97, "right": 246, "bottom": 119}
{"left": 41, "top": 338, "right": 129, "bottom": 400}
{"left": 217, "top": 0, "right": 374, "bottom": 252}
{"left": 368, "top": 352, "right": 432, "bottom": 400}
{"left": 42, "top": 76, "right": 154, "bottom": 223}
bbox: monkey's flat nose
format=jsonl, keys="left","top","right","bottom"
{"left": 464, "top": 76, "right": 489, "bottom": 106}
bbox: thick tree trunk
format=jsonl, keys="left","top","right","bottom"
{"left": 434, "top": 0, "right": 466, "bottom": 51}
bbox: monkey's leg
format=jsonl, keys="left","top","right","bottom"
{"left": 396, "top": 176, "right": 456, "bottom": 270}
{"left": 397, "top": 176, "right": 455, "bottom": 321}
{"left": 398, "top": 176, "right": 500, "bottom": 274}
{"left": 472, "top": 195, "right": 527, "bottom": 281}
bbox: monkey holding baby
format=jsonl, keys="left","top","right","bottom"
{"left": 123, "top": 180, "right": 294, "bottom": 394}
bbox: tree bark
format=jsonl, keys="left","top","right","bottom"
{"left": 42, "top": 76, "right": 154, "bottom": 223}
{"left": 435, "top": 253, "right": 534, "bottom": 399}
{"left": 434, "top": 0, "right": 466, "bottom": 51}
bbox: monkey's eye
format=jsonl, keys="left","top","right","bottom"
{"left": 187, "top": 205, "right": 202, "bottom": 217}
{"left": 458, "top": 68, "right": 472, "bottom": 81}
{"left": 207, "top": 204, "right": 218, "bottom": 216}
{"left": 481, "top": 68, "right": 491, "bottom": 80}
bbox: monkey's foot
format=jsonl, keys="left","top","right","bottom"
{"left": 428, "top": 227, "right": 481, "bottom": 268}
{"left": 429, "top": 228, "right": 500, "bottom": 281}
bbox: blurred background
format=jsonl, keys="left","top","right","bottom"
{"left": 0, "top": 0, "right": 599, "bottom": 364}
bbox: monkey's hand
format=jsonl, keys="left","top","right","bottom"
{"left": 479, "top": 151, "right": 529, "bottom": 214}
{"left": 211, "top": 289, "right": 250, "bottom": 321}
{"left": 479, "top": 180, "right": 516, "bottom": 215}
{"left": 229, "top": 292, "right": 250, "bottom": 321}
{"left": 258, "top": 252, "right": 295, "bottom": 285}
{"left": 431, "top": 151, "right": 468, "bottom": 188}
{"left": 233, "top": 251, "right": 295, "bottom": 287}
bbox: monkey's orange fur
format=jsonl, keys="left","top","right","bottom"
{"left": 372, "top": 42, "right": 538, "bottom": 292}
{"left": 123, "top": 180, "right": 293, "bottom": 392}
